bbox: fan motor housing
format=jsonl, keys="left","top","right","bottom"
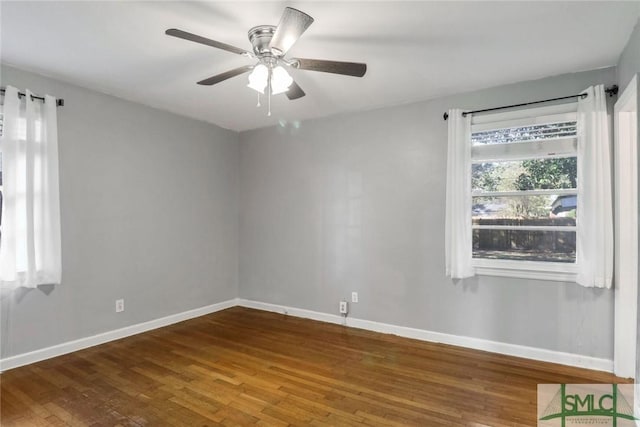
{"left": 248, "top": 25, "right": 277, "bottom": 56}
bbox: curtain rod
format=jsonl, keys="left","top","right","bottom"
{"left": 0, "top": 87, "right": 64, "bottom": 107}
{"left": 443, "top": 85, "right": 618, "bottom": 121}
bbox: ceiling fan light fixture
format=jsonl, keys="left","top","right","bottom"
{"left": 270, "top": 66, "right": 293, "bottom": 95}
{"left": 247, "top": 64, "right": 268, "bottom": 94}
{"left": 167, "top": 6, "right": 366, "bottom": 114}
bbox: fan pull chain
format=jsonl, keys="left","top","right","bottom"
{"left": 256, "top": 93, "right": 261, "bottom": 107}
{"left": 267, "top": 67, "right": 272, "bottom": 117}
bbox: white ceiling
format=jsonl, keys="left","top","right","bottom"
{"left": 2, "top": 1, "right": 639, "bottom": 132}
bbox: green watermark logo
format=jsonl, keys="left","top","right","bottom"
{"left": 538, "top": 384, "right": 638, "bottom": 426}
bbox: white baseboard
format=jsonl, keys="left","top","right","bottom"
{"left": 0, "top": 298, "right": 238, "bottom": 372}
{"left": 238, "top": 298, "right": 345, "bottom": 325}
{"left": 1, "top": 297, "right": 614, "bottom": 374}
{"left": 236, "top": 298, "right": 614, "bottom": 373}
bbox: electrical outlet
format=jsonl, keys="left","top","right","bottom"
{"left": 339, "top": 301, "right": 348, "bottom": 314}
{"left": 115, "top": 299, "right": 124, "bottom": 313}
{"left": 351, "top": 292, "right": 358, "bottom": 303}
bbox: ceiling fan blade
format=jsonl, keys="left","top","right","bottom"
{"left": 166, "top": 28, "right": 251, "bottom": 56}
{"left": 197, "top": 65, "right": 254, "bottom": 86}
{"left": 293, "top": 58, "right": 367, "bottom": 77}
{"left": 269, "top": 7, "right": 314, "bottom": 56}
{"left": 286, "top": 81, "right": 306, "bottom": 100}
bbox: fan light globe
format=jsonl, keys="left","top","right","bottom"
{"left": 271, "top": 66, "right": 293, "bottom": 95}
{"left": 247, "top": 64, "right": 268, "bottom": 94}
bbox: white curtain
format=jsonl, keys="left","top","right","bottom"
{"left": 576, "top": 85, "right": 613, "bottom": 288}
{"left": 0, "top": 86, "right": 61, "bottom": 288}
{"left": 445, "top": 109, "right": 474, "bottom": 279}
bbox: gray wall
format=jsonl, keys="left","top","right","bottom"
{"left": 0, "top": 65, "right": 240, "bottom": 358}
{"left": 239, "top": 67, "right": 618, "bottom": 359}
{"left": 0, "top": 62, "right": 628, "bottom": 362}
{"left": 618, "top": 19, "right": 640, "bottom": 93}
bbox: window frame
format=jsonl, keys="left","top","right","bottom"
{"left": 469, "top": 104, "right": 580, "bottom": 282}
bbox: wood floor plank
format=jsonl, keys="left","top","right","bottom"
{"left": 1, "top": 306, "right": 631, "bottom": 426}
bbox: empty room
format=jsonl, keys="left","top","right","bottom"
{"left": 1, "top": 1, "right": 639, "bottom": 425}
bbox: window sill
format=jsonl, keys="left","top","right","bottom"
{"left": 472, "top": 259, "right": 577, "bottom": 282}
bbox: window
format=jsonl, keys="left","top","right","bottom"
{"left": 0, "top": 86, "right": 62, "bottom": 288}
{"left": 446, "top": 86, "right": 612, "bottom": 285}
{"left": 470, "top": 104, "right": 579, "bottom": 280}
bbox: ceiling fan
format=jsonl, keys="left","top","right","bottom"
{"left": 166, "top": 7, "right": 367, "bottom": 115}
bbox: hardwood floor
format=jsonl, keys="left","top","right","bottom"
{"left": 0, "top": 307, "right": 631, "bottom": 426}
